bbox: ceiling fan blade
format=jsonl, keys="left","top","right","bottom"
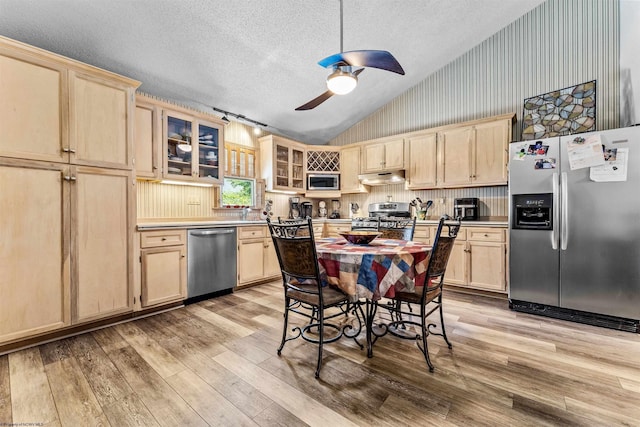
{"left": 318, "top": 50, "right": 405, "bottom": 75}
{"left": 295, "top": 90, "right": 335, "bottom": 111}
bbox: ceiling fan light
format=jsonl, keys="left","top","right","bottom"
{"left": 326, "top": 69, "right": 357, "bottom": 95}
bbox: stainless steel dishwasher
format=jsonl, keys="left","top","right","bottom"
{"left": 187, "top": 227, "right": 237, "bottom": 300}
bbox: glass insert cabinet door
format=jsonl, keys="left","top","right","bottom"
{"left": 197, "top": 121, "right": 220, "bottom": 180}
{"left": 163, "top": 110, "right": 223, "bottom": 183}
{"left": 166, "top": 114, "right": 193, "bottom": 178}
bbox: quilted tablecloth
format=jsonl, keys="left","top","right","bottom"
{"left": 316, "top": 237, "right": 431, "bottom": 301}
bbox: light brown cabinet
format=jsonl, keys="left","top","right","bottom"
{"left": 0, "top": 47, "right": 67, "bottom": 163}
{"left": 74, "top": 167, "right": 134, "bottom": 323}
{"left": 437, "top": 116, "right": 512, "bottom": 188}
{"left": 340, "top": 145, "right": 368, "bottom": 194}
{"left": 0, "top": 159, "right": 70, "bottom": 343}
{"left": 139, "top": 230, "right": 186, "bottom": 308}
{"left": 237, "top": 226, "right": 280, "bottom": 287}
{"left": 406, "top": 133, "right": 437, "bottom": 189}
{"left": 260, "top": 135, "right": 306, "bottom": 193}
{"left": 163, "top": 110, "right": 224, "bottom": 184}
{"left": 324, "top": 223, "right": 351, "bottom": 238}
{"left": 362, "top": 138, "right": 404, "bottom": 173}
{"left": 225, "top": 142, "right": 256, "bottom": 178}
{"left": 70, "top": 71, "right": 134, "bottom": 169}
{"left": 441, "top": 226, "right": 507, "bottom": 292}
{"left": 134, "top": 95, "right": 161, "bottom": 179}
{"left": 0, "top": 36, "right": 139, "bottom": 345}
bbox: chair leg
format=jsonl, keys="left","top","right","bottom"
{"left": 438, "top": 294, "right": 452, "bottom": 349}
{"left": 315, "top": 306, "right": 324, "bottom": 378}
{"left": 277, "top": 296, "right": 290, "bottom": 355}
{"left": 420, "top": 305, "right": 434, "bottom": 372}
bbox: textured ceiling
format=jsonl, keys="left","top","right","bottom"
{"left": 0, "top": 0, "right": 543, "bottom": 144}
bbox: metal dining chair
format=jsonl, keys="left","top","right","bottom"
{"left": 266, "top": 217, "right": 360, "bottom": 378}
{"left": 378, "top": 216, "right": 417, "bottom": 240}
{"left": 377, "top": 215, "right": 461, "bottom": 371}
{"left": 350, "top": 217, "right": 380, "bottom": 231}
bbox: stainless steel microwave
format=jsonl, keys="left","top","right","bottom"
{"left": 307, "top": 174, "right": 340, "bottom": 190}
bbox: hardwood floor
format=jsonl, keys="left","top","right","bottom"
{"left": 2, "top": 282, "right": 640, "bottom": 426}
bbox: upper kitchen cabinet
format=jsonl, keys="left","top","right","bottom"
{"left": 260, "top": 134, "right": 306, "bottom": 193}
{"left": 406, "top": 132, "right": 437, "bottom": 189}
{"left": 361, "top": 138, "right": 404, "bottom": 173}
{"left": 0, "top": 46, "right": 67, "bottom": 163}
{"left": 163, "top": 110, "right": 224, "bottom": 184}
{"left": 69, "top": 71, "right": 136, "bottom": 169}
{"left": 340, "top": 145, "right": 369, "bottom": 194}
{"left": 225, "top": 142, "right": 256, "bottom": 178}
{"left": 134, "top": 94, "right": 161, "bottom": 179}
{"left": 0, "top": 36, "right": 139, "bottom": 169}
{"left": 438, "top": 114, "right": 514, "bottom": 188}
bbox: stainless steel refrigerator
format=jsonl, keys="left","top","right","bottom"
{"left": 508, "top": 126, "right": 640, "bottom": 332}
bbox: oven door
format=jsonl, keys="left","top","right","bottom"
{"left": 307, "top": 174, "right": 339, "bottom": 190}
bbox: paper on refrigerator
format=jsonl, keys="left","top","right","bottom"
{"left": 590, "top": 147, "right": 629, "bottom": 182}
{"left": 566, "top": 134, "right": 605, "bottom": 170}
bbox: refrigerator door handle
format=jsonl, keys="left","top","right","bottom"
{"left": 552, "top": 172, "right": 559, "bottom": 250}
{"left": 561, "top": 171, "right": 569, "bottom": 250}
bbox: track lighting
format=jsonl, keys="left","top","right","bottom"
{"left": 212, "top": 107, "right": 267, "bottom": 130}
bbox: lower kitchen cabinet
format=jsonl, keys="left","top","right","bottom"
{"left": 0, "top": 159, "right": 70, "bottom": 344}
{"left": 442, "top": 226, "right": 507, "bottom": 292}
{"left": 237, "top": 226, "right": 280, "bottom": 287}
{"left": 73, "top": 166, "right": 134, "bottom": 323}
{"left": 0, "top": 159, "right": 134, "bottom": 345}
{"left": 139, "top": 230, "right": 186, "bottom": 308}
{"left": 324, "top": 223, "right": 351, "bottom": 238}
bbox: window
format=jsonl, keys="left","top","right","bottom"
{"left": 221, "top": 177, "right": 255, "bottom": 207}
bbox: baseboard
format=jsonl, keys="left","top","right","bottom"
{"left": 509, "top": 300, "right": 640, "bottom": 333}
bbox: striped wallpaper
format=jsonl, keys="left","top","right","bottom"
{"left": 138, "top": 0, "right": 620, "bottom": 220}
{"left": 325, "top": 0, "right": 620, "bottom": 219}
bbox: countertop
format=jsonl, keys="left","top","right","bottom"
{"left": 137, "top": 217, "right": 508, "bottom": 230}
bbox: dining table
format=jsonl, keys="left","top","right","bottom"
{"left": 315, "top": 236, "right": 432, "bottom": 356}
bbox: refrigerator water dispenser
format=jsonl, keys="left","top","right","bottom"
{"left": 512, "top": 193, "right": 553, "bottom": 230}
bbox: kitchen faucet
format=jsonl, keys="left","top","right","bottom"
{"left": 241, "top": 207, "right": 250, "bottom": 221}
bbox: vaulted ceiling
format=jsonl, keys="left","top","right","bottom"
{"left": 0, "top": 0, "right": 544, "bottom": 144}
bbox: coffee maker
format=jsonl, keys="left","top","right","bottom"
{"left": 289, "top": 197, "right": 301, "bottom": 219}
{"left": 300, "top": 201, "right": 313, "bottom": 218}
{"left": 329, "top": 199, "right": 341, "bottom": 219}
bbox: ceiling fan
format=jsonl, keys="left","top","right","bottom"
{"left": 295, "top": 0, "right": 405, "bottom": 111}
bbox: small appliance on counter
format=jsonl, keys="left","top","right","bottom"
{"left": 300, "top": 201, "right": 313, "bottom": 218}
{"left": 289, "top": 197, "right": 301, "bottom": 219}
{"left": 453, "top": 198, "right": 479, "bottom": 220}
{"left": 317, "top": 201, "right": 327, "bottom": 218}
{"left": 329, "top": 199, "right": 341, "bottom": 219}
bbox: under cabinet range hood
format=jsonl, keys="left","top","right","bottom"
{"left": 358, "top": 170, "right": 405, "bottom": 186}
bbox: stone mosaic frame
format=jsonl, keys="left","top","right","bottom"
{"left": 521, "top": 80, "right": 596, "bottom": 140}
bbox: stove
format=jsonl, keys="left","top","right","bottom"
{"left": 368, "top": 202, "right": 411, "bottom": 218}
{"left": 351, "top": 217, "right": 380, "bottom": 230}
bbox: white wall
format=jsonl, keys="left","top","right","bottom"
{"left": 621, "top": 0, "right": 640, "bottom": 126}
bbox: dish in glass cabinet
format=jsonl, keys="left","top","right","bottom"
{"left": 167, "top": 167, "right": 181, "bottom": 174}
{"left": 339, "top": 231, "right": 381, "bottom": 245}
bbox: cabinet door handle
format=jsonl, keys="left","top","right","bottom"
{"left": 63, "top": 175, "right": 77, "bottom": 182}
{"left": 161, "top": 237, "right": 167, "bottom": 241}
{"left": 62, "top": 147, "right": 76, "bottom": 153}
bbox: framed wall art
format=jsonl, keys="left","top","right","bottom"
{"left": 521, "top": 80, "right": 596, "bottom": 140}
